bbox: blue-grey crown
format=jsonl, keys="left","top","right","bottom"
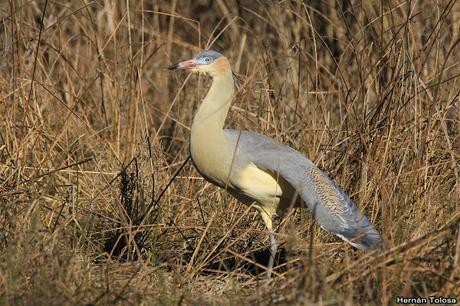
{"left": 194, "top": 50, "right": 223, "bottom": 64}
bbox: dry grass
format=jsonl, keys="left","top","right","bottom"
{"left": 1, "top": 0, "right": 459, "bottom": 305}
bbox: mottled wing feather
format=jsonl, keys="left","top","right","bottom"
{"left": 224, "top": 129, "right": 381, "bottom": 250}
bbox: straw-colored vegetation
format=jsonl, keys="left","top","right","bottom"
{"left": 1, "top": 0, "right": 459, "bottom": 305}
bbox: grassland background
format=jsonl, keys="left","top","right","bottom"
{"left": 0, "top": 0, "right": 459, "bottom": 305}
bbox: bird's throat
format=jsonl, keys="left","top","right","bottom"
{"left": 191, "top": 72, "right": 234, "bottom": 146}
{"left": 190, "top": 71, "right": 235, "bottom": 181}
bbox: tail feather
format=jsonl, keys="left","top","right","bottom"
{"left": 337, "top": 213, "right": 382, "bottom": 250}
{"left": 340, "top": 228, "right": 381, "bottom": 250}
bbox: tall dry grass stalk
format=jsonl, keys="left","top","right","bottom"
{"left": 0, "top": 0, "right": 459, "bottom": 304}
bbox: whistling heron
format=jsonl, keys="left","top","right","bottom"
{"left": 168, "top": 50, "right": 380, "bottom": 277}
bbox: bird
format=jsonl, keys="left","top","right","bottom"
{"left": 168, "top": 50, "right": 381, "bottom": 277}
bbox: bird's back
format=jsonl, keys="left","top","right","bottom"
{"left": 224, "top": 129, "right": 381, "bottom": 250}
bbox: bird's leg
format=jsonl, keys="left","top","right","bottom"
{"left": 257, "top": 207, "right": 277, "bottom": 278}
{"left": 267, "top": 227, "right": 278, "bottom": 278}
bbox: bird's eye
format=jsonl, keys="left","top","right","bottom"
{"left": 204, "top": 57, "right": 212, "bottom": 63}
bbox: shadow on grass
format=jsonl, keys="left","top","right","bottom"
{"left": 200, "top": 246, "right": 289, "bottom": 276}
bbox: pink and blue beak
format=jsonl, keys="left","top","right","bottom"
{"left": 168, "top": 58, "right": 198, "bottom": 70}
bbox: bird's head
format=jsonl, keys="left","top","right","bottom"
{"left": 168, "top": 50, "right": 231, "bottom": 77}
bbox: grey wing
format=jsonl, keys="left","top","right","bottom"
{"left": 225, "top": 129, "right": 381, "bottom": 250}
